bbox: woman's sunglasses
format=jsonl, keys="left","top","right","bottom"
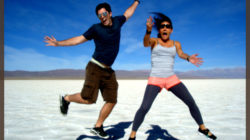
{"left": 98, "top": 12, "right": 108, "bottom": 18}
{"left": 160, "top": 24, "right": 172, "bottom": 29}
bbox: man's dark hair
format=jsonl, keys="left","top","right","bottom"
{"left": 95, "top": 3, "right": 112, "bottom": 15}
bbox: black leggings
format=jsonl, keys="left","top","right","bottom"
{"left": 132, "top": 82, "right": 204, "bottom": 131}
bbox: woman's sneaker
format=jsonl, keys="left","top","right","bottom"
{"left": 90, "top": 125, "right": 109, "bottom": 139}
{"left": 59, "top": 95, "right": 70, "bottom": 115}
{"left": 198, "top": 128, "right": 217, "bottom": 140}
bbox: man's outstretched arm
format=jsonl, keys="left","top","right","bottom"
{"left": 123, "top": 0, "right": 140, "bottom": 21}
{"left": 44, "top": 35, "right": 88, "bottom": 47}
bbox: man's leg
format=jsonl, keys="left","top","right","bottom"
{"left": 89, "top": 102, "right": 116, "bottom": 139}
{"left": 95, "top": 102, "right": 116, "bottom": 127}
{"left": 89, "top": 68, "right": 118, "bottom": 138}
{"left": 59, "top": 92, "right": 95, "bottom": 115}
{"left": 95, "top": 68, "right": 118, "bottom": 127}
{"left": 65, "top": 93, "right": 93, "bottom": 104}
{"left": 60, "top": 62, "right": 99, "bottom": 115}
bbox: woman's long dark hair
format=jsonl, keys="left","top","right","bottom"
{"left": 151, "top": 12, "right": 173, "bottom": 38}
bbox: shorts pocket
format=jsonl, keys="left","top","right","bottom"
{"left": 81, "top": 81, "right": 96, "bottom": 100}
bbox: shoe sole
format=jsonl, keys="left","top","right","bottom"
{"left": 90, "top": 128, "right": 109, "bottom": 139}
{"left": 197, "top": 132, "right": 217, "bottom": 140}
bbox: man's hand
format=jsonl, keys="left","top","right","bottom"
{"left": 123, "top": 0, "right": 139, "bottom": 20}
{"left": 44, "top": 36, "right": 58, "bottom": 46}
{"left": 44, "top": 35, "right": 87, "bottom": 47}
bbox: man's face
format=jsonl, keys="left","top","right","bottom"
{"left": 97, "top": 8, "right": 112, "bottom": 26}
{"left": 159, "top": 21, "right": 173, "bottom": 40}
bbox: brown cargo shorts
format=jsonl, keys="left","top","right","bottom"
{"left": 80, "top": 61, "right": 118, "bottom": 103}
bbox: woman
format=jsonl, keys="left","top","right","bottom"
{"left": 128, "top": 13, "right": 217, "bottom": 140}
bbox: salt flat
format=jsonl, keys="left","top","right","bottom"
{"left": 4, "top": 79, "right": 245, "bottom": 140}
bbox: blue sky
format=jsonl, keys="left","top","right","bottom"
{"left": 4, "top": 0, "right": 246, "bottom": 71}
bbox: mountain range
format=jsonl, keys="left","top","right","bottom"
{"left": 4, "top": 67, "right": 245, "bottom": 79}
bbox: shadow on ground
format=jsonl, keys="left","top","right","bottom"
{"left": 76, "top": 122, "right": 179, "bottom": 140}
{"left": 145, "top": 124, "right": 179, "bottom": 140}
{"left": 76, "top": 121, "right": 132, "bottom": 140}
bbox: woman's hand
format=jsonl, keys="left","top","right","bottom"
{"left": 146, "top": 16, "right": 154, "bottom": 31}
{"left": 189, "top": 54, "right": 203, "bottom": 67}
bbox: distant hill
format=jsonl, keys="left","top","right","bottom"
{"left": 175, "top": 67, "right": 245, "bottom": 79}
{"left": 4, "top": 67, "right": 245, "bottom": 79}
{"left": 4, "top": 69, "right": 85, "bottom": 79}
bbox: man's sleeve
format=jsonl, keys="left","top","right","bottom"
{"left": 82, "top": 25, "right": 95, "bottom": 40}
{"left": 117, "top": 15, "right": 126, "bottom": 26}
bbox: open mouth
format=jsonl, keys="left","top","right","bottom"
{"left": 162, "top": 32, "right": 168, "bottom": 35}
{"left": 102, "top": 18, "right": 107, "bottom": 24}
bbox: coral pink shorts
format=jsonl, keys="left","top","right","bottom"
{"left": 147, "top": 75, "right": 181, "bottom": 90}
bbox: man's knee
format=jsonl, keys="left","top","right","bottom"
{"left": 86, "top": 100, "right": 96, "bottom": 104}
{"left": 106, "top": 102, "right": 117, "bottom": 106}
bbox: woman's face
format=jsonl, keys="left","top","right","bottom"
{"left": 159, "top": 21, "right": 173, "bottom": 41}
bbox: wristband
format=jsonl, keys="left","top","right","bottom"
{"left": 187, "top": 56, "right": 190, "bottom": 62}
{"left": 146, "top": 30, "right": 151, "bottom": 34}
{"left": 134, "top": 0, "right": 140, "bottom": 4}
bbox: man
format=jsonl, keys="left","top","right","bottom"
{"left": 44, "top": 1, "right": 140, "bottom": 139}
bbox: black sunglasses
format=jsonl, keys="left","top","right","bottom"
{"left": 98, "top": 12, "right": 108, "bottom": 18}
{"left": 160, "top": 24, "right": 172, "bottom": 29}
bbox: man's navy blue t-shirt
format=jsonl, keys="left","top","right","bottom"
{"left": 83, "top": 15, "right": 126, "bottom": 66}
